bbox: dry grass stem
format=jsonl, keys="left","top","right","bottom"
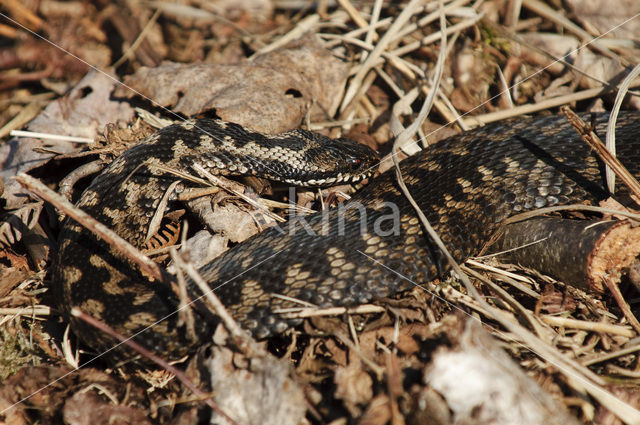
{"left": 171, "top": 250, "right": 266, "bottom": 358}
{"left": 540, "top": 315, "right": 635, "bottom": 338}
{"left": 505, "top": 204, "right": 640, "bottom": 224}
{"left": 462, "top": 87, "right": 611, "bottom": 126}
{"left": 276, "top": 304, "right": 385, "bottom": 319}
{"left": 340, "top": 0, "right": 425, "bottom": 113}
{"left": 0, "top": 306, "right": 50, "bottom": 317}
{"left": 581, "top": 344, "right": 640, "bottom": 367}
{"left": 191, "top": 163, "right": 287, "bottom": 223}
{"left": 605, "top": 63, "right": 640, "bottom": 192}
{"left": 336, "top": 0, "right": 369, "bottom": 29}
{"left": 9, "top": 129, "right": 94, "bottom": 143}
{"left": 601, "top": 276, "right": 640, "bottom": 334}
{"left": 112, "top": 8, "right": 161, "bottom": 68}
{"left": 461, "top": 265, "right": 549, "bottom": 339}
{"left": 465, "top": 258, "right": 536, "bottom": 284}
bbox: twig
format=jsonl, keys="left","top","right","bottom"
{"left": 171, "top": 250, "right": 266, "bottom": 358}
{"left": 581, "top": 343, "right": 640, "bottom": 367}
{"left": 601, "top": 275, "right": 640, "bottom": 334}
{"left": 0, "top": 306, "right": 51, "bottom": 316}
{"left": 14, "top": 173, "right": 167, "bottom": 283}
{"left": 363, "top": 0, "right": 383, "bottom": 49}
{"left": 465, "top": 258, "right": 535, "bottom": 284}
{"left": 336, "top": 0, "right": 368, "bottom": 29}
{"left": 561, "top": 107, "right": 640, "bottom": 202}
{"left": 71, "top": 308, "right": 238, "bottom": 425}
{"left": 461, "top": 265, "right": 549, "bottom": 340}
{"left": 190, "top": 163, "right": 286, "bottom": 223}
{"left": 333, "top": 328, "right": 385, "bottom": 377}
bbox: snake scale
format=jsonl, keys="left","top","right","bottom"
{"left": 54, "top": 112, "right": 640, "bottom": 360}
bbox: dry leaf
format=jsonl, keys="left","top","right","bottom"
{"left": 206, "top": 346, "right": 306, "bottom": 425}
{"left": 117, "top": 36, "right": 348, "bottom": 133}
{"left": 0, "top": 71, "right": 135, "bottom": 209}
{"left": 565, "top": 0, "right": 640, "bottom": 39}
{"left": 63, "top": 391, "right": 152, "bottom": 425}
{"left": 334, "top": 359, "right": 374, "bottom": 416}
{"left": 0, "top": 201, "right": 42, "bottom": 247}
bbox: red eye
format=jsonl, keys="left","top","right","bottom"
{"left": 351, "top": 158, "right": 361, "bottom": 168}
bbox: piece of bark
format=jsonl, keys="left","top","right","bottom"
{"left": 489, "top": 217, "right": 640, "bottom": 293}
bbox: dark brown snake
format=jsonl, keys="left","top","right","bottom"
{"left": 54, "top": 112, "right": 640, "bottom": 360}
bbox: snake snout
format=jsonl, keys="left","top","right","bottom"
{"left": 332, "top": 138, "right": 379, "bottom": 181}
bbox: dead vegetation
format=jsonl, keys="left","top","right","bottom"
{"left": 1, "top": 0, "right": 640, "bottom": 424}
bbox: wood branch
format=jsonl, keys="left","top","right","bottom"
{"left": 490, "top": 217, "right": 640, "bottom": 293}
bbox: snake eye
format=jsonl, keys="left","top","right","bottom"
{"left": 350, "top": 157, "right": 362, "bottom": 169}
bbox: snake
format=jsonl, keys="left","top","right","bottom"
{"left": 54, "top": 111, "right": 640, "bottom": 360}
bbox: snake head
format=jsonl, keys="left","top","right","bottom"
{"left": 333, "top": 137, "right": 379, "bottom": 181}
{"left": 294, "top": 136, "right": 379, "bottom": 186}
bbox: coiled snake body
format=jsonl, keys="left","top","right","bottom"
{"left": 55, "top": 112, "right": 640, "bottom": 359}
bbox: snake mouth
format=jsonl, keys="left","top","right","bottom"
{"left": 283, "top": 168, "right": 376, "bottom": 187}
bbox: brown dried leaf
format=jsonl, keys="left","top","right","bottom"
{"left": 117, "top": 36, "right": 348, "bottom": 133}
{"left": 565, "top": 0, "right": 640, "bottom": 40}
{"left": 357, "top": 394, "right": 392, "bottom": 425}
{"left": 0, "top": 253, "right": 31, "bottom": 298}
{"left": 206, "top": 346, "right": 306, "bottom": 425}
{"left": 535, "top": 284, "right": 578, "bottom": 316}
{"left": 518, "top": 32, "right": 626, "bottom": 89}
{"left": 63, "top": 391, "right": 152, "bottom": 425}
{"left": 0, "top": 71, "right": 135, "bottom": 209}
{"left": 0, "top": 201, "right": 42, "bottom": 247}
{"left": 518, "top": 33, "right": 580, "bottom": 76}
{"left": 451, "top": 41, "right": 493, "bottom": 113}
{"left": 334, "top": 359, "right": 374, "bottom": 416}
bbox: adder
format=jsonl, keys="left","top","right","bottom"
{"left": 54, "top": 111, "right": 640, "bottom": 359}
